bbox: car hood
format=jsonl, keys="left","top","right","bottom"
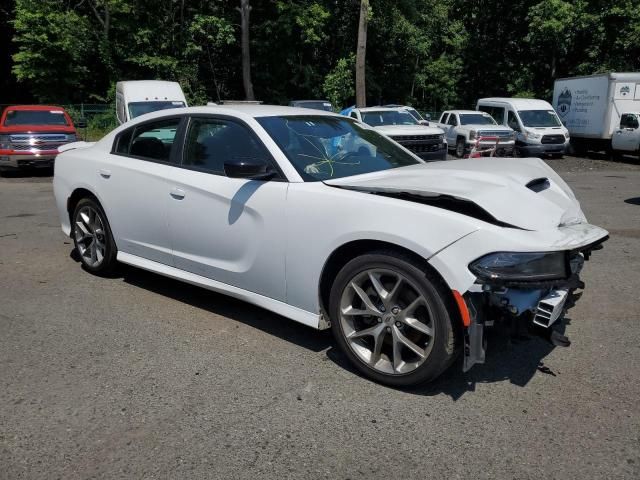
{"left": 324, "top": 157, "right": 587, "bottom": 231}
{"left": 373, "top": 125, "right": 443, "bottom": 136}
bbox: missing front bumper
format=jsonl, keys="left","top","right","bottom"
{"left": 461, "top": 276, "right": 587, "bottom": 373}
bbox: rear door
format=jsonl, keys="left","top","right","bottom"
{"left": 100, "top": 116, "right": 185, "bottom": 265}
{"left": 167, "top": 115, "right": 288, "bottom": 301}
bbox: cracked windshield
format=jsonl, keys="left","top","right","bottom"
{"left": 258, "top": 116, "right": 421, "bottom": 181}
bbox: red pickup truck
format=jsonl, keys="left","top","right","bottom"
{"left": 0, "top": 105, "right": 79, "bottom": 172}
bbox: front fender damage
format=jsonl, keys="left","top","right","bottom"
{"left": 460, "top": 237, "right": 606, "bottom": 372}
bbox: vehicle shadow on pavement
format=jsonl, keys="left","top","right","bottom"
{"left": 411, "top": 330, "right": 560, "bottom": 400}
{"left": 326, "top": 325, "right": 563, "bottom": 400}
{"left": 117, "top": 264, "right": 334, "bottom": 353}
{"left": 76, "top": 253, "right": 563, "bottom": 398}
{"left": 624, "top": 197, "right": 640, "bottom": 205}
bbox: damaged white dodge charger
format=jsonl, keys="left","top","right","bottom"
{"left": 53, "top": 105, "right": 608, "bottom": 387}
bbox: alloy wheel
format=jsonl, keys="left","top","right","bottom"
{"left": 74, "top": 205, "right": 107, "bottom": 268}
{"left": 338, "top": 268, "right": 436, "bottom": 375}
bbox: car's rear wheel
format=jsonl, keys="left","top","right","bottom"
{"left": 72, "top": 197, "right": 117, "bottom": 274}
{"left": 329, "top": 252, "right": 460, "bottom": 387}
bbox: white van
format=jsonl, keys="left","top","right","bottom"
{"left": 115, "top": 81, "right": 188, "bottom": 124}
{"left": 477, "top": 98, "right": 570, "bottom": 157}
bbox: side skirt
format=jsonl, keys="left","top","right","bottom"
{"left": 117, "top": 252, "right": 322, "bottom": 330}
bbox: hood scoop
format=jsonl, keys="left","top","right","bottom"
{"left": 526, "top": 177, "right": 551, "bottom": 193}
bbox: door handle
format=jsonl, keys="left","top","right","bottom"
{"left": 99, "top": 169, "right": 111, "bottom": 179}
{"left": 170, "top": 187, "right": 185, "bottom": 200}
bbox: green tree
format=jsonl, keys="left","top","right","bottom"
{"left": 12, "top": 0, "right": 94, "bottom": 102}
{"left": 323, "top": 54, "right": 355, "bottom": 109}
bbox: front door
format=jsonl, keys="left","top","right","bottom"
{"left": 168, "top": 116, "right": 288, "bottom": 301}
{"left": 612, "top": 113, "right": 640, "bottom": 152}
{"left": 446, "top": 113, "right": 458, "bottom": 144}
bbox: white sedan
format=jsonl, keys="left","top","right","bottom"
{"left": 53, "top": 105, "right": 608, "bottom": 387}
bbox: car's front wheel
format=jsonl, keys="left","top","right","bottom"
{"left": 329, "top": 252, "right": 460, "bottom": 387}
{"left": 72, "top": 197, "right": 118, "bottom": 274}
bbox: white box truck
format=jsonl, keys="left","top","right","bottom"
{"left": 116, "top": 81, "right": 188, "bottom": 124}
{"left": 552, "top": 72, "right": 640, "bottom": 157}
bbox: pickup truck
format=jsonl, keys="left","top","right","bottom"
{"left": 346, "top": 107, "right": 447, "bottom": 160}
{"left": 436, "top": 110, "right": 515, "bottom": 158}
{"left": 612, "top": 112, "right": 640, "bottom": 159}
{"left": 0, "top": 105, "right": 79, "bottom": 172}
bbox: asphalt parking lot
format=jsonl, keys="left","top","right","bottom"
{"left": 1, "top": 156, "right": 639, "bottom": 479}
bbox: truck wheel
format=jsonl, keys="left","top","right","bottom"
{"left": 455, "top": 138, "right": 466, "bottom": 158}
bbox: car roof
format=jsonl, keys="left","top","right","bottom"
{"left": 446, "top": 110, "right": 485, "bottom": 115}
{"left": 213, "top": 104, "right": 339, "bottom": 117}
{"left": 105, "top": 105, "right": 342, "bottom": 133}
{"left": 478, "top": 98, "right": 554, "bottom": 109}
{"left": 355, "top": 107, "right": 409, "bottom": 112}
{"left": 290, "top": 100, "right": 331, "bottom": 104}
{"left": 3, "top": 105, "right": 66, "bottom": 111}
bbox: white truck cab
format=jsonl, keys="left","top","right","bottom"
{"left": 116, "top": 81, "right": 188, "bottom": 124}
{"left": 477, "top": 98, "right": 570, "bottom": 157}
{"left": 611, "top": 112, "right": 640, "bottom": 157}
{"left": 435, "top": 110, "right": 515, "bottom": 157}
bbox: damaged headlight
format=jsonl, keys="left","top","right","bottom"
{"left": 469, "top": 251, "right": 567, "bottom": 282}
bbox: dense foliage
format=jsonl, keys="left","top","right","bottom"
{"left": 3, "top": 0, "right": 640, "bottom": 110}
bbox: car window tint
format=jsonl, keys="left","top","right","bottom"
{"left": 183, "top": 118, "right": 269, "bottom": 175}
{"left": 115, "top": 129, "right": 133, "bottom": 154}
{"left": 621, "top": 114, "right": 639, "bottom": 129}
{"left": 507, "top": 111, "right": 520, "bottom": 131}
{"left": 128, "top": 118, "right": 180, "bottom": 162}
{"left": 447, "top": 114, "right": 457, "bottom": 126}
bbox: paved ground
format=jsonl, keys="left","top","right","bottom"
{"left": 1, "top": 156, "right": 639, "bottom": 479}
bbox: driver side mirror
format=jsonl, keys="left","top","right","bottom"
{"left": 224, "top": 159, "right": 276, "bottom": 180}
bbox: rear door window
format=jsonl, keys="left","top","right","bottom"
{"left": 115, "top": 118, "right": 181, "bottom": 163}
{"left": 479, "top": 106, "right": 505, "bottom": 124}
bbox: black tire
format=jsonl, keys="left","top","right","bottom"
{"left": 72, "top": 197, "right": 118, "bottom": 275}
{"left": 612, "top": 150, "right": 624, "bottom": 161}
{"left": 455, "top": 137, "right": 466, "bottom": 158}
{"left": 329, "top": 251, "right": 461, "bottom": 387}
